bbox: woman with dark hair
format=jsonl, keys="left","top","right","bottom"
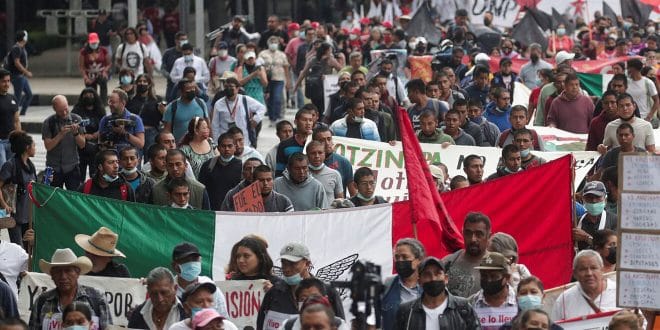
{"left": 117, "top": 68, "right": 136, "bottom": 98}
{"left": 593, "top": 229, "right": 617, "bottom": 273}
{"left": 226, "top": 235, "right": 279, "bottom": 291}
{"left": 72, "top": 87, "right": 106, "bottom": 179}
{"left": 78, "top": 32, "right": 111, "bottom": 103}
{"left": 236, "top": 49, "right": 268, "bottom": 106}
{"left": 61, "top": 302, "right": 94, "bottom": 330}
{"left": 500, "top": 276, "right": 564, "bottom": 330}
{"left": 179, "top": 117, "right": 216, "bottom": 178}
{"left": 126, "top": 73, "right": 163, "bottom": 154}
{"left": 0, "top": 131, "right": 36, "bottom": 248}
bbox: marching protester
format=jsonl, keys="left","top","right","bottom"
{"left": 126, "top": 73, "right": 162, "bottom": 154}
{"left": 468, "top": 252, "right": 519, "bottom": 328}
{"left": 170, "top": 284, "right": 239, "bottom": 330}
{"left": 514, "top": 129, "right": 547, "bottom": 170}
{"left": 127, "top": 267, "right": 185, "bottom": 329}
{"left": 225, "top": 235, "right": 281, "bottom": 286}
{"left": 274, "top": 152, "right": 328, "bottom": 211}
{"left": 500, "top": 276, "right": 564, "bottom": 330}
{"left": 281, "top": 285, "right": 350, "bottom": 330}
{"left": 198, "top": 133, "right": 243, "bottom": 210}
{"left": 167, "top": 177, "right": 193, "bottom": 209}
{"left": 75, "top": 226, "right": 131, "bottom": 277}
{"left": 311, "top": 126, "right": 356, "bottom": 196}
{"left": 306, "top": 141, "right": 344, "bottom": 202}
{"left": 462, "top": 155, "right": 484, "bottom": 186}
{"left": 78, "top": 33, "right": 111, "bottom": 104}
{"left": 163, "top": 79, "right": 209, "bottom": 142}
{"left": 211, "top": 77, "right": 266, "bottom": 149}
{"left": 71, "top": 88, "right": 106, "bottom": 179}
{"left": 228, "top": 126, "right": 264, "bottom": 163}
{"left": 252, "top": 165, "right": 295, "bottom": 212}
{"left": 497, "top": 105, "right": 545, "bottom": 150}
{"left": 573, "top": 181, "right": 617, "bottom": 251}
{"left": 80, "top": 150, "right": 136, "bottom": 201}
{"left": 119, "top": 146, "right": 155, "bottom": 203}
{"left": 151, "top": 149, "right": 211, "bottom": 209}
{"left": 220, "top": 157, "right": 263, "bottom": 211}
{"left": 349, "top": 167, "right": 387, "bottom": 207}
{"left": 593, "top": 229, "right": 618, "bottom": 274}
{"left": 179, "top": 117, "right": 217, "bottom": 178}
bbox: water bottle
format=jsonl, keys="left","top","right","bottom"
{"left": 43, "top": 166, "right": 53, "bottom": 185}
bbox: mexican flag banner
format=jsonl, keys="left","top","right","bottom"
{"left": 577, "top": 73, "right": 614, "bottom": 97}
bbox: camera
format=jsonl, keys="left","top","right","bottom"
{"left": 109, "top": 118, "right": 136, "bottom": 128}
{"left": 332, "top": 261, "right": 383, "bottom": 330}
{"left": 79, "top": 118, "right": 91, "bottom": 127}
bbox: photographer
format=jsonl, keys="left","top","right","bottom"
{"left": 72, "top": 88, "right": 106, "bottom": 179}
{"left": 395, "top": 257, "right": 480, "bottom": 329}
{"left": 42, "top": 95, "right": 86, "bottom": 189}
{"left": 98, "top": 89, "right": 145, "bottom": 152}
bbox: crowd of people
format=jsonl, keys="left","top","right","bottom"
{"left": 0, "top": 2, "right": 659, "bottom": 329}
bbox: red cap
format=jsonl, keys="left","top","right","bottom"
{"left": 288, "top": 22, "right": 300, "bottom": 31}
{"left": 88, "top": 32, "right": 100, "bottom": 44}
{"left": 311, "top": 21, "right": 320, "bottom": 29}
{"left": 351, "top": 28, "right": 361, "bottom": 35}
{"left": 360, "top": 17, "right": 371, "bottom": 25}
{"left": 341, "top": 28, "right": 349, "bottom": 35}
{"left": 382, "top": 21, "right": 393, "bottom": 29}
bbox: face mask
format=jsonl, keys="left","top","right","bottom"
{"left": 557, "top": 28, "right": 566, "bottom": 36}
{"left": 481, "top": 278, "right": 505, "bottom": 295}
{"left": 90, "top": 43, "right": 99, "bottom": 50}
{"left": 102, "top": 174, "right": 119, "bottom": 183}
{"left": 503, "top": 166, "right": 520, "bottom": 174}
{"left": 63, "top": 326, "right": 88, "bottom": 330}
{"left": 350, "top": 34, "right": 358, "bottom": 41}
{"left": 179, "top": 261, "right": 202, "bottom": 281}
{"left": 530, "top": 54, "right": 539, "bottom": 63}
{"left": 352, "top": 116, "right": 364, "bottom": 123}
{"left": 218, "top": 49, "right": 228, "bottom": 57}
{"left": 584, "top": 201, "right": 606, "bottom": 216}
{"left": 606, "top": 45, "right": 615, "bottom": 51}
{"left": 269, "top": 43, "right": 279, "bottom": 51}
{"left": 82, "top": 97, "right": 95, "bottom": 106}
{"left": 520, "top": 148, "right": 531, "bottom": 158}
{"left": 394, "top": 260, "right": 415, "bottom": 278}
{"left": 517, "top": 294, "right": 543, "bottom": 311}
{"left": 309, "top": 163, "right": 325, "bottom": 171}
{"left": 346, "top": 15, "right": 353, "bottom": 21}
{"left": 184, "top": 54, "right": 194, "bottom": 62}
{"left": 121, "top": 167, "right": 138, "bottom": 175}
{"left": 225, "top": 88, "right": 236, "bottom": 98}
{"left": 191, "top": 307, "right": 203, "bottom": 319}
{"left": 299, "top": 31, "right": 306, "bottom": 39}
{"left": 180, "top": 39, "right": 189, "bottom": 46}
{"left": 185, "top": 90, "right": 196, "bottom": 100}
{"left": 171, "top": 202, "right": 189, "bottom": 209}
{"left": 623, "top": 22, "right": 632, "bottom": 29}
{"left": 648, "top": 27, "right": 656, "bottom": 34}
{"left": 136, "top": 84, "right": 148, "bottom": 94}
{"left": 356, "top": 192, "right": 374, "bottom": 202}
{"left": 534, "top": 78, "right": 542, "bottom": 86}
{"left": 423, "top": 280, "right": 445, "bottom": 297}
{"left": 284, "top": 273, "right": 303, "bottom": 286}
{"left": 220, "top": 154, "right": 235, "bottom": 163}
{"left": 120, "top": 75, "right": 132, "bottom": 85}
{"left": 484, "top": 18, "right": 492, "bottom": 26}
{"left": 606, "top": 246, "right": 617, "bottom": 264}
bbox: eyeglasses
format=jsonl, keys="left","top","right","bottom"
{"left": 358, "top": 181, "right": 376, "bottom": 187}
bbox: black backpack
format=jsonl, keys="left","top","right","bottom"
{"left": 304, "top": 59, "right": 324, "bottom": 99}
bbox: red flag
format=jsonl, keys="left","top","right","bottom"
{"left": 396, "top": 106, "right": 463, "bottom": 254}
{"left": 392, "top": 155, "right": 575, "bottom": 288}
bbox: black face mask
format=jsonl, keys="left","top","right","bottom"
{"left": 379, "top": 70, "right": 390, "bottom": 77}
{"left": 422, "top": 280, "right": 445, "bottom": 297}
{"left": 606, "top": 246, "right": 617, "bottom": 264}
{"left": 530, "top": 54, "right": 539, "bottom": 63}
{"left": 606, "top": 46, "right": 615, "bottom": 51}
{"left": 225, "top": 88, "right": 236, "bottom": 98}
{"left": 185, "top": 90, "right": 196, "bottom": 100}
{"left": 82, "top": 97, "right": 95, "bottom": 106}
{"left": 481, "top": 277, "right": 505, "bottom": 295}
{"left": 136, "top": 84, "right": 148, "bottom": 94}
{"left": 395, "top": 260, "right": 415, "bottom": 279}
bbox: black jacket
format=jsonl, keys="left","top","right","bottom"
{"left": 256, "top": 278, "right": 345, "bottom": 330}
{"left": 395, "top": 292, "right": 481, "bottom": 330}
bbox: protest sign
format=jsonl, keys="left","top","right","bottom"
{"left": 216, "top": 280, "right": 266, "bottom": 329}
{"left": 233, "top": 181, "right": 264, "bottom": 212}
{"left": 18, "top": 272, "right": 147, "bottom": 327}
{"left": 617, "top": 153, "right": 660, "bottom": 310}
{"left": 322, "top": 74, "right": 339, "bottom": 118}
{"left": 473, "top": 305, "right": 518, "bottom": 330}
{"left": 407, "top": 56, "right": 433, "bottom": 82}
{"left": 333, "top": 137, "right": 598, "bottom": 201}
{"left": 555, "top": 310, "right": 618, "bottom": 330}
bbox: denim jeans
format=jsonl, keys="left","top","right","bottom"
{"left": 267, "top": 80, "right": 284, "bottom": 121}
{"left": 292, "top": 71, "right": 304, "bottom": 108}
{"left": 11, "top": 75, "right": 33, "bottom": 115}
{"left": 0, "top": 139, "right": 12, "bottom": 168}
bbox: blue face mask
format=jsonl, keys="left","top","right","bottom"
{"left": 584, "top": 201, "right": 606, "bottom": 216}
{"left": 519, "top": 148, "right": 531, "bottom": 158}
{"left": 309, "top": 163, "right": 325, "bottom": 171}
{"left": 120, "top": 75, "right": 132, "bottom": 85}
{"left": 470, "top": 116, "right": 482, "bottom": 124}
{"left": 356, "top": 192, "right": 374, "bottom": 202}
{"left": 190, "top": 307, "right": 204, "bottom": 319}
{"left": 102, "top": 174, "right": 119, "bottom": 183}
{"left": 299, "top": 31, "right": 305, "bottom": 39}
{"left": 179, "top": 261, "right": 202, "bottom": 281}
{"left": 284, "top": 273, "right": 302, "bottom": 286}
{"left": 63, "top": 326, "right": 88, "bottom": 330}
{"left": 220, "top": 155, "right": 235, "bottom": 163}
{"left": 517, "top": 295, "right": 542, "bottom": 311}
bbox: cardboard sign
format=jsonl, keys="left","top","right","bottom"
{"left": 216, "top": 280, "right": 267, "bottom": 329}
{"left": 233, "top": 181, "right": 264, "bottom": 212}
{"left": 18, "top": 272, "right": 147, "bottom": 327}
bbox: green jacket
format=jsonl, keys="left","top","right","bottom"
{"left": 417, "top": 128, "right": 455, "bottom": 144}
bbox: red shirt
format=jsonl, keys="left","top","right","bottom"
{"left": 80, "top": 47, "right": 109, "bottom": 78}
{"left": 586, "top": 112, "right": 616, "bottom": 151}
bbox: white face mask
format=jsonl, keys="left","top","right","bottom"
{"left": 352, "top": 116, "right": 364, "bottom": 123}
{"left": 184, "top": 54, "right": 193, "bottom": 62}
{"left": 218, "top": 49, "right": 228, "bottom": 57}
{"left": 349, "top": 34, "right": 358, "bottom": 41}
{"left": 269, "top": 43, "right": 279, "bottom": 51}
{"left": 171, "top": 202, "right": 189, "bottom": 209}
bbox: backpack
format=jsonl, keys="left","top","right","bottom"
{"left": 117, "top": 42, "right": 147, "bottom": 71}
{"left": 170, "top": 97, "right": 208, "bottom": 124}
{"left": 83, "top": 179, "right": 129, "bottom": 201}
{"left": 227, "top": 95, "right": 258, "bottom": 147}
{"left": 304, "top": 59, "right": 324, "bottom": 99}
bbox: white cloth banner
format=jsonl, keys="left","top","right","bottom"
{"left": 216, "top": 280, "right": 267, "bottom": 329}
{"left": 323, "top": 74, "right": 340, "bottom": 119}
{"left": 18, "top": 272, "right": 147, "bottom": 327}
{"left": 555, "top": 311, "right": 618, "bottom": 330}
{"left": 333, "top": 137, "right": 599, "bottom": 201}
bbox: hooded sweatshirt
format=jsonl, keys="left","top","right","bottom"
{"left": 273, "top": 170, "right": 329, "bottom": 211}
{"left": 483, "top": 102, "right": 512, "bottom": 132}
{"left": 546, "top": 91, "right": 594, "bottom": 134}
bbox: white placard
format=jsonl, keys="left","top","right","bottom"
{"left": 216, "top": 280, "right": 267, "bottom": 329}
{"left": 618, "top": 271, "right": 660, "bottom": 310}
{"left": 621, "top": 155, "right": 660, "bottom": 192}
{"left": 619, "top": 233, "right": 660, "bottom": 272}
{"left": 620, "top": 193, "right": 660, "bottom": 230}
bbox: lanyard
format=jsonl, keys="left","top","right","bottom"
{"left": 225, "top": 96, "right": 240, "bottom": 120}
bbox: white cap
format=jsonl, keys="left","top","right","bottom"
{"left": 244, "top": 51, "right": 256, "bottom": 60}
{"left": 475, "top": 53, "right": 491, "bottom": 64}
{"left": 555, "top": 50, "right": 575, "bottom": 64}
{"left": 416, "top": 37, "right": 427, "bottom": 44}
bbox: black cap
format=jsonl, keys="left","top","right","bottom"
{"left": 181, "top": 43, "right": 194, "bottom": 51}
{"left": 181, "top": 282, "right": 216, "bottom": 302}
{"left": 456, "top": 9, "right": 468, "bottom": 17}
{"left": 418, "top": 257, "right": 445, "bottom": 274}
{"left": 172, "top": 242, "right": 201, "bottom": 261}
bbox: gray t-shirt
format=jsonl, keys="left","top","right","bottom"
{"left": 42, "top": 114, "right": 83, "bottom": 173}
{"left": 441, "top": 250, "right": 482, "bottom": 298}
{"left": 310, "top": 166, "right": 343, "bottom": 203}
{"left": 519, "top": 60, "right": 553, "bottom": 89}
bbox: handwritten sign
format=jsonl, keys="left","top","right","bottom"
{"left": 619, "top": 233, "right": 660, "bottom": 271}
{"left": 233, "top": 181, "right": 264, "bottom": 212}
{"left": 618, "top": 271, "right": 660, "bottom": 309}
{"left": 473, "top": 305, "right": 518, "bottom": 330}
{"left": 263, "top": 310, "right": 297, "bottom": 330}
{"left": 18, "top": 272, "right": 147, "bottom": 327}
{"left": 621, "top": 154, "right": 660, "bottom": 191}
{"left": 620, "top": 193, "right": 660, "bottom": 230}
{"left": 216, "top": 280, "right": 266, "bottom": 329}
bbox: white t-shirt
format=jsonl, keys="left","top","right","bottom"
{"left": 423, "top": 299, "right": 448, "bottom": 330}
{"left": 602, "top": 118, "right": 656, "bottom": 149}
{"left": 627, "top": 77, "right": 657, "bottom": 118}
{"left": 0, "top": 240, "right": 29, "bottom": 297}
{"left": 551, "top": 278, "right": 618, "bottom": 322}
{"left": 116, "top": 42, "right": 149, "bottom": 75}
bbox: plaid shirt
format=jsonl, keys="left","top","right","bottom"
{"left": 29, "top": 285, "right": 112, "bottom": 330}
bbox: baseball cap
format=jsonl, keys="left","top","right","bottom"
{"left": 360, "top": 17, "right": 371, "bottom": 25}
{"left": 88, "top": 33, "right": 100, "bottom": 44}
{"left": 555, "top": 50, "right": 575, "bottom": 64}
{"left": 233, "top": 15, "right": 245, "bottom": 22}
{"left": 382, "top": 21, "right": 393, "bottom": 29}
{"left": 475, "top": 53, "right": 491, "bottom": 64}
{"left": 280, "top": 242, "right": 310, "bottom": 262}
{"left": 583, "top": 181, "right": 607, "bottom": 197}
{"left": 192, "top": 308, "right": 224, "bottom": 329}
{"left": 244, "top": 51, "right": 256, "bottom": 60}
{"left": 418, "top": 257, "right": 445, "bottom": 274}
{"left": 218, "top": 41, "right": 229, "bottom": 49}
{"left": 429, "top": 165, "right": 445, "bottom": 182}
{"left": 172, "top": 242, "right": 201, "bottom": 261}
{"left": 288, "top": 23, "right": 301, "bottom": 31}
{"left": 474, "top": 252, "right": 511, "bottom": 271}
{"left": 181, "top": 282, "right": 216, "bottom": 303}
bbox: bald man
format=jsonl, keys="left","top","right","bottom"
{"left": 42, "top": 95, "right": 86, "bottom": 189}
